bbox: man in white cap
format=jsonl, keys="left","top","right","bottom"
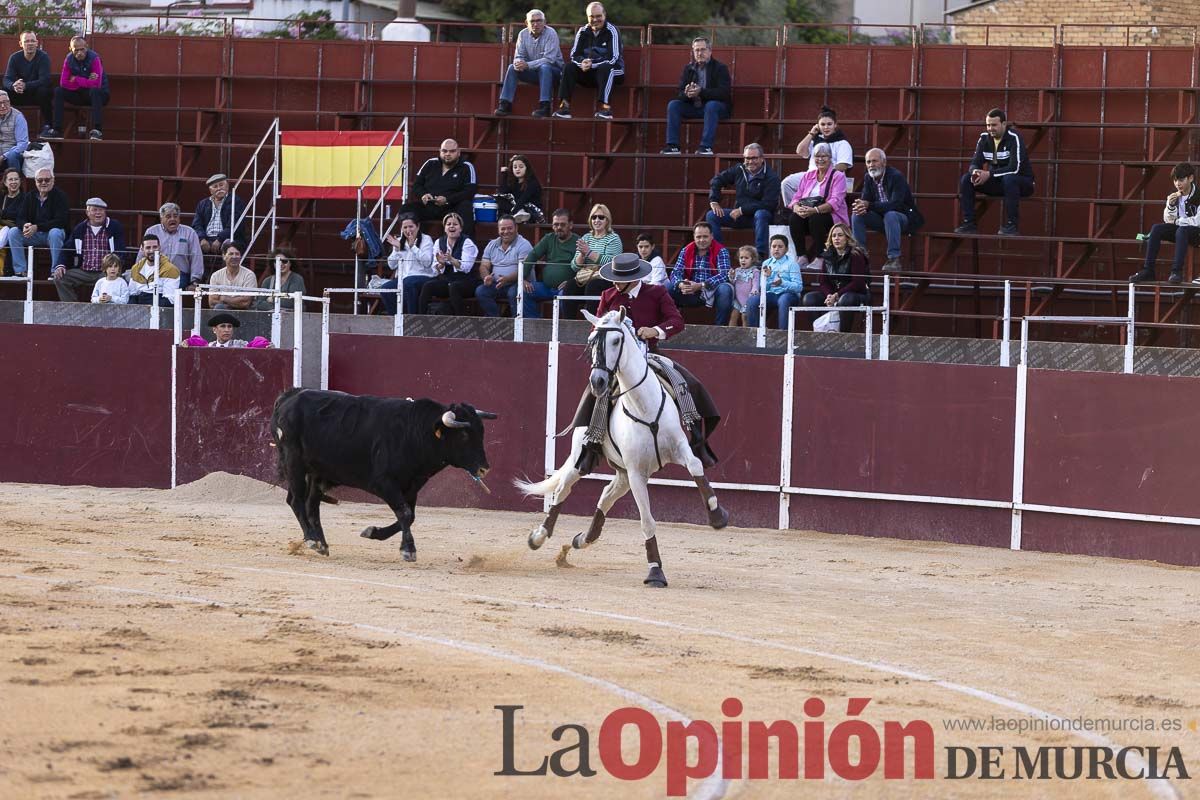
{"left": 192, "top": 173, "right": 245, "bottom": 255}
{"left": 55, "top": 195, "right": 125, "bottom": 301}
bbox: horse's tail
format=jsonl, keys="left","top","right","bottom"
{"left": 513, "top": 458, "right": 576, "bottom": 498}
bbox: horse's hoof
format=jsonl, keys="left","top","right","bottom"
{"left": 555, "top": 545, "right": 574, "bottom": 568}
{"left": 643, "top": 567, "right": 668, "bottom": 588}
{"left": 571, "top": 531, "right": 587, "bottom": 549}
{"left": 308, "top": 539, "right": 329, "bottom": 556}
{"left": 360, "top": 526, "right": 377, "bottom": 539}
{"left": 401, "top": 549, "right": 417, "bottom": 563}
{"left": 528, "top": 526, "right": 550, "bottom": 550}
{"left": 708, "top": 506, "right": 729, "bottom": 530}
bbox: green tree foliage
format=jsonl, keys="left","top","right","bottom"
{"left": 263, "top": 10, "right": 342, "bottom": 40}
{"left": 0, "top": 0, "right": 113, "bottom": 37}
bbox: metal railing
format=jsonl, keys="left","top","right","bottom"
{"left": 230, "top": 117, "right": 280, "bottom": 260}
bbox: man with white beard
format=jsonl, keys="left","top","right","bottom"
{"left": 850, "top": 148, "right": 924, "bottom": 273}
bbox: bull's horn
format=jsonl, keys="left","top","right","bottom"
{"left": 476, "top": 410, "right": 498, "bottom": 420}
{"left": 441, "top": 410, "right": 470, "bottom": 429}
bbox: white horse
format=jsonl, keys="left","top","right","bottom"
{"left": 514, "top": 307, "right": 728, "bottom": 587}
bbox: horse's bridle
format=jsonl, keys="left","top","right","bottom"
{"left": 590, "top": 322, "right": 667, "bottom": 470}
{"left": 589, "top": 323, "right": 651, "bottom": 400}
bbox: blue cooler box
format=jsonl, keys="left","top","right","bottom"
{"left": 474, "top": 195, "right": 498, "bottom": 222}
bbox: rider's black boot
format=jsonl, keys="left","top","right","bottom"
{"left": 575, "top": 441, "right": 603, "bottom": 475}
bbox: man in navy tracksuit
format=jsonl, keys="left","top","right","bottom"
{"left": 554, "top": 2, "right": 623, "bottom": 120}
{"left": 955, "top": 108, "right": 1035, "bottom": 236}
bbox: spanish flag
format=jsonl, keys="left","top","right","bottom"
{"left": 280, "top": 131, "right": 405, "bottom": 200}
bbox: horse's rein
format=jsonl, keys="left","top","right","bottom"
{"left": 590, "top": 324, "right": 651, "bottom": 400}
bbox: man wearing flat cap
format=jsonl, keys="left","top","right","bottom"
{"left": 193, "top": 173, "right": 246, "bottom": 255}
{"left": 570, "top": 252, "right": 720, "bottom": 473}
{"left": 54, "top": 195, "right": 125, "bottom": 301}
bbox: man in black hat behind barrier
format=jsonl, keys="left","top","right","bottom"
{"left": 180, "top": 313, "right": 271, "bottom": 349}
{"left": 570, "top": 252, "right": 720, "bottom": 474}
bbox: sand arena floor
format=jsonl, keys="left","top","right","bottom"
{"left": 0, "top": 474, "right": 1196, "bottom": 799}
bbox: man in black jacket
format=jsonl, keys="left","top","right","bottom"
{"left": 954, "top": 108, "right": 1035, "bottom": 236}
{"left": 9, "top": 166, "right": 67, "bottom": 276}
{"left": 851, "top": 148, "right": 924, "bottom": 272}
{"left": 398, "top": 138, "right": 478, "bottom": 235}
{"left": 660, "top": 38, "right": 731, "bottom": 156}
{"left": 553, "top": 2, "right": 624, "bottom": 120}
{"left": 3, "top": 31, "right": 52, "bottom": 134}
{"left": 706, "top": 143, "right": 780, "bottom": 259}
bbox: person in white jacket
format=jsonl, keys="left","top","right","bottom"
{"left": 90, "top": 254, "right": 130, "bottom": 304}
{"left": 380, "top": 215, "right": 435, "bottom": 315}
{"left": 1131, "top": 162, "right": 1200, "bottom": 284}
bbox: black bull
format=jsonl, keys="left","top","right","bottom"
{"left": 271, "top": 388, "right": 496, "bottom": 561}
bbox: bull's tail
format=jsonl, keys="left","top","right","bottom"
{"left": 271, "top": 388, "right": 306, "bottom": 485}
{"left": 513, "top": 459, "right": 575, "bottom": 499}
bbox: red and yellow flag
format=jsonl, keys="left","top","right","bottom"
{"left": 280, "top": 131, "right": 405, "bottom": 200}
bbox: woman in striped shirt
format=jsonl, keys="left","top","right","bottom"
{"left": 573, "top": 202, "right": 622, "bottom": 313}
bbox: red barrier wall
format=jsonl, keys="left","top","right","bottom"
{"left": 1023, "top": 369, "right": 1200, "bottom": 517}
{"left": 174, "top": 347, "right": 296, "bottom": 486}
{"left": 328, "top": 334, "right": 548, "bottom": 512}
{"left": 4, "top": 324, "right": 1197, "bottom": 566}
{"left": 791, "top": 358, "right": 1016, "bottom": 501}
{"left": 0, "top": 324, "right": 172, "bottom": 488}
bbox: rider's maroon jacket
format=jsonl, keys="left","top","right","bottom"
{"left": 597, "top": 283, "right": 685, "bottom": 352}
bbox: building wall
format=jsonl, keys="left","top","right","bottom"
{"left": 948, "top": 0, "right": 1198, "bottom": 46}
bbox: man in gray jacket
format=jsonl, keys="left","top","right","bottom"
{"left": 494, "top": 9, "right": 563, "bottom": 118}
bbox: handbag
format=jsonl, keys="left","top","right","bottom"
{"left": 575, "top": 264, "right": 600, "bottom": 286}
{"left": 813, "top": 310, "right": 840, "bottom": 332}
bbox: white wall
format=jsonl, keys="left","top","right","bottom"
{"left": 851, "top": 0, "right": 948, "bottom": 27}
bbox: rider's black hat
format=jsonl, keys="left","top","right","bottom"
{"left": 598, "top": 252, "right": 653, "bottom": 283}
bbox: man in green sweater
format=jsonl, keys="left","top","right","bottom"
{"left": 521, "top": 208, "right": 579, "bottom": 318}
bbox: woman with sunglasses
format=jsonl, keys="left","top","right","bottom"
{"left": 571, "top": 202, "right": 622, "bottom": 314}
{"left": 254, "top": 246, "right": 305, "bottom": 310}
{"left": 496, "top": 154, "right": 543, "bottom": 224}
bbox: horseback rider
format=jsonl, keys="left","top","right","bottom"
{"left": 572, "top": 252, "right": 721, "bottom": 474}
